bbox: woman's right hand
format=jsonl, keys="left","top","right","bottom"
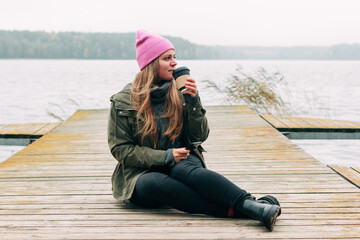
{"left": 172, "top": 148, "right": 190, "bottom": 163}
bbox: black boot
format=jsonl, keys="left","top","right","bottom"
{"left": 239, "top": 199, "right": 280, "bottom": 231}
{"left": 257, "top": 195, "right": 281, "bottom": 216}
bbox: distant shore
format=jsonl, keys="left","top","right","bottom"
{"left": 1, "top": 30, "right": 360, "bottom": 60}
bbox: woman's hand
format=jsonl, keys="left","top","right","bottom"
{"left": 172, "top": 148, "right": 190, "bottom": 163}
{"left": 183, "top": 77, "right": 198, "bottom": 97}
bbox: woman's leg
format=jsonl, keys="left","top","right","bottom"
{"left": 130, "top": 171, "right": 230, "bottom": 218}
{"left": 169, "top": 154, "right": 281, "bottom": 231}
{"left": 169, "top": 154, "right": 252, "bottom": 209}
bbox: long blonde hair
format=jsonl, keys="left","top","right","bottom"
{"left": 130, "top": 58, "right": 183, "bottom": 148}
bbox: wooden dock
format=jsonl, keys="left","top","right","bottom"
{"left": 261, "top": 114, "right": 360, "bottom": 139}
{"left": 0, "top": 122, "right": 61, "bottom": 145}
{"left": 0, "top": 106, "right": 359, "bottom": 239}
{"left": 0, "top": 122, "right": 61, "bottom": 136}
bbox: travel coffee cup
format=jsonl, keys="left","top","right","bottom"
{"left": 172, "top": 66, "right": 190, "bottom": 93}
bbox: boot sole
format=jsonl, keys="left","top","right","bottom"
{"left": 258, "top": 195, "right": 282, "bottom": 216}
{"left": 265, "top": 205, "right": 280, "bottom": 232}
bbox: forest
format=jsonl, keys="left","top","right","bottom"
{"left": 1, "top": 30, "right": 359, "bottom": 60}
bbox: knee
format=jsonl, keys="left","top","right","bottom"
{"left": 174, "top": 154, "right": 203, "bottom": 170}
{"left": 135, "top": 172, "right": 168, "bottom": 196}
{"left": 170, "top": 155, "right": 203, "bottom": 179}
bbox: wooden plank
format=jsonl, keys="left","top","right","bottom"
{"left": 351, "top": 121, "right": 360, "bottom": 128}
{"left": 33, "top": 122, "right": 62, "bottom": 135}
{"left": 0, "top": 122, "right": 61, "bottom": 135}
{"left": 1, "top": 192, "right": 359, "bottom": 203}
{"left": 2, "top": 204, "right": 360, "bottom": 215}
{"left": 2, "top": 199, "right": 360, "bottom": 209}
{"left": 314, "top": 119, "right": 343, "bottom": 128}
{"left": 1, "top": 211, "right": 360, "bottom": 221}
{"left": 286, "top": 116, "right": 315, "bottom": 128}
{"left": 300, "top": 117, "right": 329, "bottom": 128}
{"left": 4, "top": 219, "right": 360, "bottom": 228}
{"left": 352, "top": 167, "right": 360, "bottom": 174}
{"left": 260, "top": 114, "right": 288, "bottom": 128}
{"left": 1, "top": 225, "right": 360, "bottom": 239}
{"left": 264, "top": 116, "right": 301, "bottom": 128}
{"left": 261, "top": 114, "right": 360, "bottom": 130}
{"left": 1, "top": 184, "right": 356, "bottom": 196}
{"left": 280, "top": 116, "right": 320, "bottom": 128}
{"left": 0, "top": 122, "right": 48, "bottom": 135}
{"left": 329, "top": 119, "right": 360, "bottom": 128}
{"left": 329, "top": 165, "right": 360, "bottom": 188}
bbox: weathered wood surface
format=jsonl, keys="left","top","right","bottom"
{"left": 1, "top": 106, "right": 360, "bottom": 239}
{"left": 261, "top": 114, "right": 360, "bottom": 130}
{"left": 0, "top": 122, "right": 61, "bottom": 135}
{"left": 329, "top": 165, "right": 360, "bottom": 188}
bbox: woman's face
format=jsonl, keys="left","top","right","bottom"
{"left": 158, "top": 49, "right": 177, "bottom": 81}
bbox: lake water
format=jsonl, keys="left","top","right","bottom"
{"left": 0, "top": 59, "right": 359, "bottom": 166}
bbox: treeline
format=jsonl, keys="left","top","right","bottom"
{"left": 0, "top": 30, "right": 208, "bottom": 59}
{"left": 1, "top": 30, "right": 360, "bottom": 60}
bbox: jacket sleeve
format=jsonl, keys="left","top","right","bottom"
{"left": 183, "top": 93, "right": 210, "bottom": 143}
{"left": 107, "top": 102, "right": 172, "bottom": 169}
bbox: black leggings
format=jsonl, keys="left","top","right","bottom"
{"left": 130, "top": 154, "right": 251, "bottom": 217}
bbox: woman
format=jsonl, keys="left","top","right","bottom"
{"left": 108, "top": 30, "right": 281, "bottom": 231}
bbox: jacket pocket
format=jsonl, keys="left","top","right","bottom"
{"left": 116, "top": 108, "right": 143, "bottom": 141}
{"left": 116, "top": 109, "right": 136, "bottom": 117}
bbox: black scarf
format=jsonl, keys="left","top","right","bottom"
{"left": 150, "top": 81, "right": 171, "bottom": 104}
{"left": 149, "top": 80, "right": 184, "bottom": 150}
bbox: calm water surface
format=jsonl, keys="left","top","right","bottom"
{"left": 0, "top": 59, "right": 359, "bottom": 165}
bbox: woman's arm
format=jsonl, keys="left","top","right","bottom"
{"left": 182, "top": 78, "right": 210, "bottom": 143}
{"left": 107, "top": 102, "right": 173, "bottom": 168}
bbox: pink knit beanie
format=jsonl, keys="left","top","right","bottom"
{"left": 136, "top": 30, "right": 175, "bottom": 70}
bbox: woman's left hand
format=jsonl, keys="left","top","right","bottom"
{"left": 183, "top": 77, "right": 198, "bottom": 97}
{"left": 172, "top": 148, "right": 190, "bottom": 163}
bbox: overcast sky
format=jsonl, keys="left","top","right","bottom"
{"left": 1, "top": 0, "right": 359, "bottom": 46}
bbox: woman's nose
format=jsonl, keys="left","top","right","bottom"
{"left": 171, "top": 59, "right": 177, "bottom": 66}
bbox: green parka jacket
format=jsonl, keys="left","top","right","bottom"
{"left": 108, "top": 83, "right": 210, "bottom": 201}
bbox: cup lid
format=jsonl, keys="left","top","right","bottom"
{"left": 173, "top": 66, "right": 190, "bottom": 79}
